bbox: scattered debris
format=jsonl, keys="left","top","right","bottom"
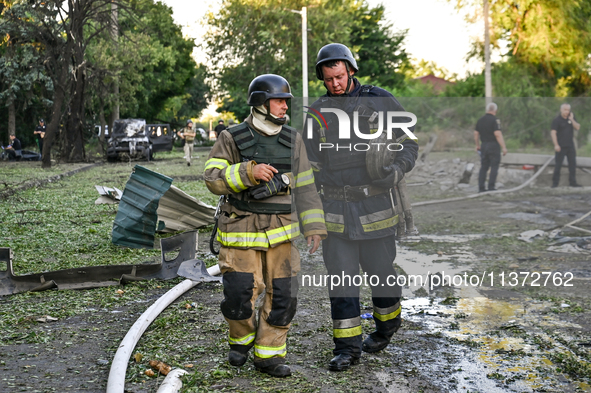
{"left": 94, "top": 185, "right": 123, "bottom": 205}
{"left": 35, "top": 315, "right": 58, "bottom": 323}
{"left": 145, "top": 369, "right": 155, "bottom": 377}
{"left": 518, "top": 229, "right": 546, "bottom": 242}
{"left": 458, "top": 163, "right": 474, "bottom": 184}
{"left": 547, "top": 243, "right": 591, "bottom": 254}
{"left": 149, "top": 360, "right": 171, "bottom": 376}
{"left": 134, "top": 353, "right": 143, "bottom": 363}
{"left": 1, "top": 231, "right": 219, "bottom": 296}
{"left": 112, "top": 165, "right": 215, "bottom": 249}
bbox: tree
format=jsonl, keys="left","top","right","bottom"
{"left": 0, "top": 28, "right": 52, "bottom": 142}
{"left": 2, "top": 0, "right": 118, "bottom": 167}
{"left": 205, "top": 0, "right": 409, "bottom": 120}
{"left": 448, "top": 0, "right": 591, "bottom": 96}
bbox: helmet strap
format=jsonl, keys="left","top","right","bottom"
{"left": 344, "top": 62, "right": 353, "bottom": 94}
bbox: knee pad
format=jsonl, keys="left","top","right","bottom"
{"left": 266, "top": 277, "right": 298, "bottom": 326}
{"left": 221, "top": 272, "right": 254, "bottom": 320}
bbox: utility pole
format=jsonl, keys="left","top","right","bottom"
{"left": 484, "top": 0, "right": 492, "bottom": 104}
{"left": 290, "top": 7, "right": 308, "bottom": 123}
{"left": 112, "top": 0, "right": 120, "bottom": 121}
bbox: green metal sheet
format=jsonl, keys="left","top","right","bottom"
{"left": 112, "top": 165, "right": 173, "bottom": 249}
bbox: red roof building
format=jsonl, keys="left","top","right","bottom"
{"left": 414, "top": 74, "right": 455, "bottom": 93}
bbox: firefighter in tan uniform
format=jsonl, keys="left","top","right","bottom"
{"left": 204, "top": 74, "right": 327, "bottom": 377}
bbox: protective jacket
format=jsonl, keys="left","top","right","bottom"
{"left": 304, "top": 78, "right": 419, "bottom": 240}
{"left": 204, "top": 114, "right": 326, "bottom": 368}
{"left": 204, "top": 115, "right": 327, "bottom": 250}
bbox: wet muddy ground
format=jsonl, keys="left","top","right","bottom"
{"left": 1, "top": 151, "right": 591, "bottom": 392}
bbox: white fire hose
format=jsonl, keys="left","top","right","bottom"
{"left": 106, "top": 264, "right": 220, "bottom": 393}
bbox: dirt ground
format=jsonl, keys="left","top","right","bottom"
{"left": 2, "top": 150, "right": 591, "bottom": 392}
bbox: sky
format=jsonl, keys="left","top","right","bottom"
{"left": 160, "top": 0, "right": 485, "bottom": 78}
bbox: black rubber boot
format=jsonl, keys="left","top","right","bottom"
{"left": 255, "top": 363, "right": 291, "bottom": 377}
{"left": 362, "top": 332, "right": 391, "bottom": 353}
{"left": 328, "top": 354, "right": 360, "bottom": 371}
{"left": 228, "top": 350, "right": 248, "bottom": 367}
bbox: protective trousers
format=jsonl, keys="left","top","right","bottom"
{"left": 322, "top": 235, "right": 401, "bottom": 357}
{"left": 218, "top": 242, "right": 300, "bottom": 368}
{"left": 184, "top": 142, "right": 194, "bottom": 164}
{"left": 479, "top": 142, "right": 501, "bottom": 191}
{"left": 552, "top": 146, "right": 577, "bottom": 187}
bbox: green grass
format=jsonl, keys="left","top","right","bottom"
{"left": 0, "top": 148, "right": 215, "bottom": 275}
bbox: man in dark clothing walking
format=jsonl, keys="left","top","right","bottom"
{"left": 303, "top": 43, "right": 419, "bottom": 372}
{"left": 474, "top": 102, "right": 507, "bottom": 192}
{"left": 551, "top": 103, "right": 582, "bottom": 188}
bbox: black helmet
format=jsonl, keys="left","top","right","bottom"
{"left": 315, "top": 43, "right": 358, "bottom": 80}
{"left": 186, "top": 119, "right": 193, "bottom": 125}
{"left": 39, "top": 118, "right": 45, "bottom": 123}
{"left": 247, "top": 74, "right": 293, "bottom": 106}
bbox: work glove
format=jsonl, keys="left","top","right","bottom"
{"left": 371, "top": 163, "right": 405, "bottom": 189}
{"left": 249, "top": 173, "right": 289, "bottom": 200}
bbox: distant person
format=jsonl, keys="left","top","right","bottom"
{"left": 177, "top": 119, "right": 196, "bottom": 166}
{"left": 551, "top": 103, "right": 582, "bottom": 188}
{"left": 214, "top": 119, "right": 226, "bottom": 137}
{"left": 5, "top": 134, "right": 22, "bottom": 161}
{"left": 474, "top": 102, "right": 507, "bottom": 192}
{"left": 34, "top": 118, "right": 46, "bottom": 154}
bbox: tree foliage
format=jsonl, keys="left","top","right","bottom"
{"left": 1, "top": 0, "right": 208, "bottom": 166}
{"left": 205, "top": 0, "right": 410, "bottom": 120}
{"left": 449, "top": 0, "right": 591, "bottom": 96}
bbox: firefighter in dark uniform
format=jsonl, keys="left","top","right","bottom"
{"left": 204, "top": 75, "right": 327, "bottom": 377}
{"left": 303, "top": 43, "right": 419, "bottom": 371}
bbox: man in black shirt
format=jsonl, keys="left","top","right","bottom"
{"left": 34, "top": 118, "right": 46, "bottom": 153}
{"left": 213, "top": 120, "right": 226, "bottom": 138}
{"left": 474, "top": 102, "right": 507, "bottom": 192}
{"left": 5, "top": 134, "right": 22, "bottom": 161}
{"left": 551, "top": 103, "right": 581, "bottom": 188}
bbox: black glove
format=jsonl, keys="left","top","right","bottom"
{"left": 371, "top": 163, "right": 405, "bottom": 189}
{"left": 249, "top": 173, "right": 289, "bottom": 200}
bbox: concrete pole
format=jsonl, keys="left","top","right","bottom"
{"left": 484, "top": 0, "right": 492, "bottom": 104}
{"left": 112, "top": 0, "right": 120, "bottom": 120}
{"left": 301, "top": 7, "right": 308, "bottom": 102}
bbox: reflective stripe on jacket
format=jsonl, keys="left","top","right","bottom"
{"left": 204, "top": 115, "right": 327, "bottom": 250}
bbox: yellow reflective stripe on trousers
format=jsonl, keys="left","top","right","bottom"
{"left": 374, "top": 305, "right": 401, "bottom": 322}
{"left": 334, "top": 325, "right": 362, "bottom": 338}
{"left": 267, "top": 223, "right": 300, "bottom": 246}
{"left": 295, "top": 168, "right": 314, "bottom": 188}
{"left": 228, "top": 332, "right": 255, "bottom": 346}
{"left": 204, "top": 157, "right": 230, "bottom": 171}
{"left": 217, "top": 229, "right": 269, "bottom": 248}
{"left": 361, "top": 215, "right": 399, "bottom": 232}
{"left": 254, "top": 343, "right": 287, "bottom": 358}
{"left": 224, "top": 163, "right": 247, "bottom": 193}
{"left": 299, "top": 209, "right": 325, "bottom": 226}
{"left": 333, "top": 317, "right": 362, "bottom": 338}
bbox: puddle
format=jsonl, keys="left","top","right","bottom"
{"left": 395, "top": 244, "right": 478, "bottom": 298}
{"left": 391, "top": 243, "right": 588, "bottom": 392}
{"left": 499, "top": 212, "right": 555, "bottom": 225}
{"left": 403, "top": 234, "right": 486, "bottom": 243}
